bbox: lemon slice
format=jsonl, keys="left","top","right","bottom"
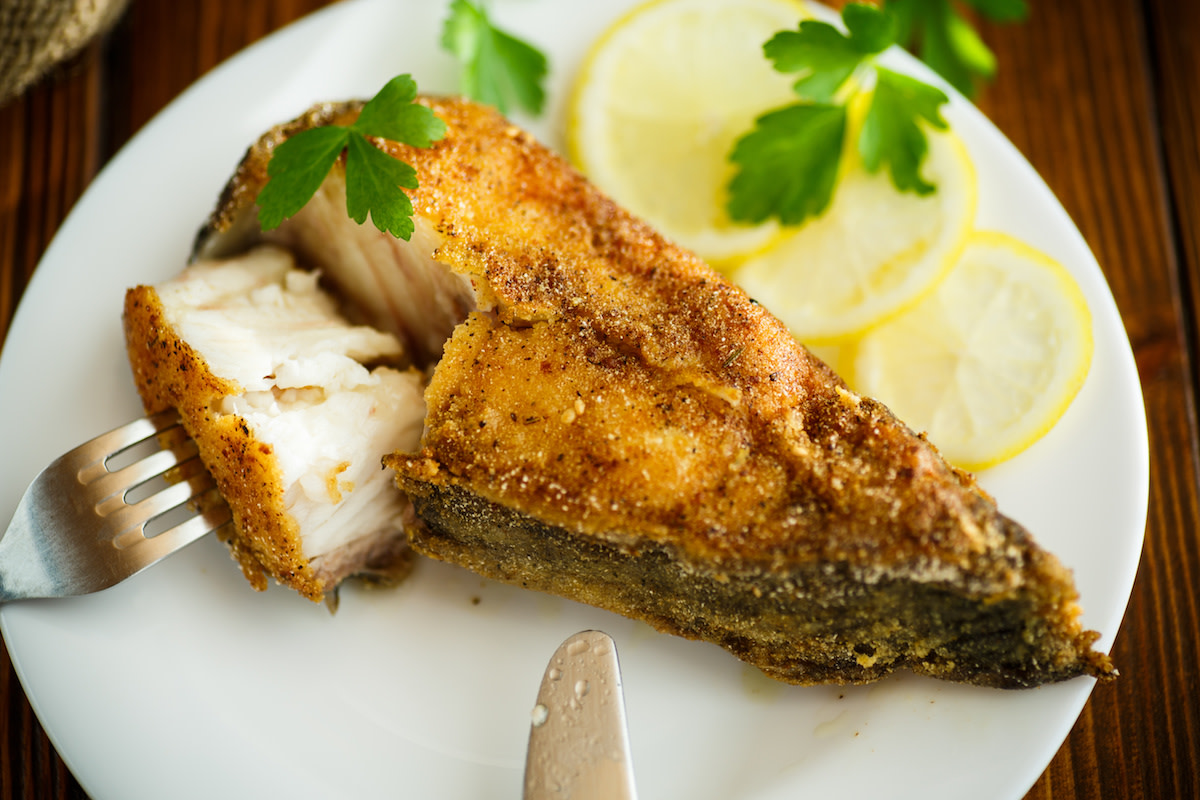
{"left": 568, "top": 0, "right": 806, "bottom": 266}
{"left": 850, "top": 231, "right": 1094, "bottom": 471}
{"left": 732, "top": 123, "right": 977, "bottom": 342}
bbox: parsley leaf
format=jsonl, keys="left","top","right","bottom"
{"left": 961, "top": 0, "right": 1028, "bottom": 24}
{"left": 441, "top": 0, "right": 548, "bottom": 116}
{"left": 345, "top": 133, "right": 419, "bottom": 239}
{"left": 842, "top": 2, "right": 899, "bottom": 54}
{"left": 727, "top": 3, "right": 952, "bottom": 227}
{"left": 859, "top": 67, "right": 949, "bottom": 195}
{"left": 255, "top": 74, "right": 445, "bottom": 240}
{"left": 728, "top": 104, "right": 847, "bottom": 225}
{"left": 256, "top": 127, "right": 349, "bottom": 231}
{"left": 763, "top": 4, "right": 895, "bottom": 102}
{"left": 353, "top": 73, "right": 445, "bottom": 147}
{"left": 885, "top": 0, "right": 1028, "bottom": 97}
{"left": 764, "top": 22, "right": 865, "bottom": 102}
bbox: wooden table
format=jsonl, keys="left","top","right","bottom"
{"left": 0, "top": 0, "right": 1195, "bottom": 797}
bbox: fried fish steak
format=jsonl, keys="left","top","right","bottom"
{"left": 123, "top": 245, "right": 426, "bottom": 602}
{"left": 192, "top": 96, "right": 1114, "bottom": 687}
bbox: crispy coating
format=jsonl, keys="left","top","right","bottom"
{"left": 122, "top": 284, "right": 416, "bottom": 603}
{"left": 123, "top": 287, "right": 323, "bottom": 598}
{"left": 198, "top": 97, "right": 1114, "bottom": 686}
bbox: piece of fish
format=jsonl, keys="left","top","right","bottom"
{"left": 124, "top": 245, "right": 425, "bottom": 601}
{"left": 164, "top": 96, "right": 1113, "bottom": 687}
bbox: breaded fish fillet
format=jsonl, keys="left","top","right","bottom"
{"left": 179, "top": 96, "right": 1113, "bottom": 687}
{"left": 124, "top": 246, "right": 425, "bottom": 602}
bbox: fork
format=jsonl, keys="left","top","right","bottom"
{"left": 0, "top": 410, "right": 231, "bottom": 603}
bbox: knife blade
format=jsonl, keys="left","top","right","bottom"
{"left": 523, "top": 630, "right": 638, "bottom": 800}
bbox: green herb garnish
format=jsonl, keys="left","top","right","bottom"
{"left": 727, "top": 3, "right": 949, "bottom": 227}
{"left": 441, "top": 0, "right": 549, "bottom": 116}
{"left": 255, "top": 74, "right": 445, "bottom": 240}
{"left": 886, "top": 0, "right": 1028, "bottom": 98}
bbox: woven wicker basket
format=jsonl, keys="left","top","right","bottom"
{"left": 0, "top": 0, "right": 131, "bottom": 103}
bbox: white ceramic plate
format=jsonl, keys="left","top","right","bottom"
{"left": 0, "top": 2, "right": 1149, "bottom": 798}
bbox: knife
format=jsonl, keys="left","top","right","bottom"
{"left": 523, "top": 630, "right": 638, "bottom": 800}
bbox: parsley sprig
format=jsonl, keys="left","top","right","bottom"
{"left": 886, "top": 0, "right": 1029, "bottom": 98}
{"left": 727, "top": 3, "right": 949, "bottom": 228}
{"left": 256, "top": 74, "right": 445, "bottom": 240}
{"left": 441, "top": 0, "right": 548, "bottom": 116}
{"left": 255, "top": 1, "right": 548, "bottom": 242}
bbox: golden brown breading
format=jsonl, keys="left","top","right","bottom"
{"left": 196, "top": 96, "right": 1114, "bottom": 686}
{"left": 123, "top": 279, "right": 416, "bottom": 603}
{"left": 123, "top": 286, "right": 325, "bottom": 598}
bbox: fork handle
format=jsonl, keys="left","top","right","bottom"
{"left": 0, "top": 491, "right": 62, "bottom": 602}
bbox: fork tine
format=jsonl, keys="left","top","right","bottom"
{"left": 88, "top": 436, "right": 201, "bottom": 506}
{"left": 0, "top": 413, "right": 233, "bottom": 603}
{"left": 78, "top": 409, "right": 181, "bottom": 456}
{"left": 101, "top": 458, "right": 218, "bottom": 540}
{"left": 121, "top": 504, "right": 233, "bottom": 572}
{"left": 67, "top": 411, "right": 184, "bottom": 483}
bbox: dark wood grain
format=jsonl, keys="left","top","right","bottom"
{"left": 973, "top": 2, "right": 1200, "bottom": 798}
{"left": 0, "top": 52, "right": 105, "bottom": 800}
{"left": 1, "top": 1, "right": 1197, "bottom": 798}
{"left": 0, "top": 4, "right": 335, "bottom": 797}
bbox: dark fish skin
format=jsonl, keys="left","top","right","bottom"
{"left": 196, "top": 96, "right": 1114, "bottom": 686}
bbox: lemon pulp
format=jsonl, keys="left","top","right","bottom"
{"left": 732, "top": 125, "right": 976, "bottom": 342}
{"left": 850, "top": 231, "right": 1094, "bottom": 470}
{"left": 568, "top": 0, "right": 1090, "bottom": 471}
{"left": 568, "top": 0, "right": 808, "bottom": 265}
